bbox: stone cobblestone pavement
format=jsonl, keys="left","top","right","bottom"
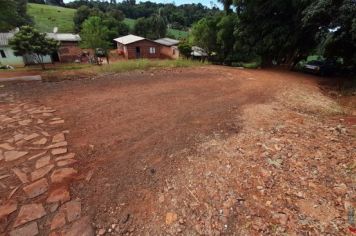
{"left": 0, "top": 93, "right": 93, "bottom": 236}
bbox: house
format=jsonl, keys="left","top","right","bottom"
{"left": 47, "top": 33, "right": 81, "bottom": 63}
{"left": 114, "top": 34, "right": 162, "bottom": 59}
{"left": 0, "top": 33, "right": 51, "bottom": 66}
{"left": 154, "top": 38, "right": 180, "bottom": 59}
{"left": 0, "top": 31, "right": 81, "bottom": 66}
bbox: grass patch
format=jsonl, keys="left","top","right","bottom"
{"left": 41, "top": 59, "right": 205, "bottom": 81}
{"left": 99, "top": 59, "right": 205, "bottom": 73}
{"left": 28, "top": 3, "right": 76, "bottom": 33}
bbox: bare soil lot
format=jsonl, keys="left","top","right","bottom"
{"left": 0, "top": 66, "right": 355, "bottom": 235}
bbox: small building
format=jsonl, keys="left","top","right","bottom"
{"left": 154, "top": 38, "right": 180, "bottom": 59}
{"left": 0, "top": 33, "right": 51, "bottom": 66}
{"left": 0, "top": 32, "right": 81, "bottom": 66}
{"left": 114, "top": 34, "right": 161, "bottom": 59}
{"left": 47, "top": 33, "right": 81, "bottom": 63}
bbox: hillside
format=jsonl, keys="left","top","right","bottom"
{"left": 27, "top": 3, "right": 188, "bottom": 38}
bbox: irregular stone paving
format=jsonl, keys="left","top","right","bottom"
{"left": 0, "top": 94, "right": 93, "bottom": 235}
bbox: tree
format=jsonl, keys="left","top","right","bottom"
{"left": 133, "top": 17, "right": 151, "bottom": 38}
{"left": 73, "top": 6, "right": 104, "bottom": 32}
{"left": 133, "top": 15, "right": 167, "bottom": 39}
{"left": 0, "top": 0, "right": 33, "bottom": 31}
{"left": 80, "top": 17, "right": 110, "bottom": 63}
{"left": 178, "top": 41, "right": 192, "bottom": 58}
{"left": 9, "top": 26, "right": 59, "bottom": 70}
{"left": 103, "top": 17, "right": 130, "bottom": 47}
{"left": 302, "top": 0, "right": 356, "bottom": 67}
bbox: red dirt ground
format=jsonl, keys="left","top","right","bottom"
{"left": 1, "top": 66, "right": 355, "bottom": 235}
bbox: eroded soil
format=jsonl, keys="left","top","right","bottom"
{"left": 0, "top": 66, "right": 355, "bottom": 235}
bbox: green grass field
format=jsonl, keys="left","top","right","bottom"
{"left": 28, "top": 3, "right": 76, "bottom": 33}
{"left": 27, "top": 3, "right": 188, "bottom": 39}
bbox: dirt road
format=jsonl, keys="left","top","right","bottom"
{"left": 0, "top": 66, "right": 355, "bottom": 235}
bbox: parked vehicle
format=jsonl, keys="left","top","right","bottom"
{"left": 303, "top": 60, "right": 337, "bottom": 76}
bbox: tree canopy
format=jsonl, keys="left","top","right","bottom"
{"left": 0, "top": 0, "right": 33, "bottom": 32}
{"left": 190, "top": 0, "right": 356, "bottom": 68}
{"left": 80, "top": 16, "right": 110, "bottom": 51}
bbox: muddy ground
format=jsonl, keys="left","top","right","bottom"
{"left": 1, "top": 66, "right": 355, "bottom": 235}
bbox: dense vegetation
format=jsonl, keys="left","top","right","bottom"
{"left": 190, "top": 0, "right": 356, "bottom": 69}
{"left": 66, "top": 0, "right": 219, "bottom": 31}
{"left": 0, "top": 0, "right": 33, "bottom": 31}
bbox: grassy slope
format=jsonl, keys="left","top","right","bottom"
{"left": 28, "top": 3, "right": 76, "bottom": 33}
{"left": 28, "top": 3, "right": 188, "bottom": 39}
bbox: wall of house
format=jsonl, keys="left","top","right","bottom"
{"left": 121, "top": 40, "right": 161, "bottom": 59}
{"left": 160, "top": 46, "right": 179, "bottom": 59}
{"left": 0, "top": 46, "right": 24, "bottom": 66}
{"left": 58, "top": 41, "right": 82, "bottom": 63}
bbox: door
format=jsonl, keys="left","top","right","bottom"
{"left": 136, "top": 47, "right": 141, "bottom": 58}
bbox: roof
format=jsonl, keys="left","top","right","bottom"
{"left": 0, "top": 32, "right": 80, "bottom": 46}
{"left": 154, "top": 38, "right": 180, "bottom": 46}
{"left": 46, "top": 33, "right": 81, "bottom": 42}
{"left": 0, "top": 33, "right": 15, "bottom": 46}
{"left": 191, "top": 46, "right": 208, "bottom": 57}
{"left": 114, "top": 34, "right": 145, "bottom": 45}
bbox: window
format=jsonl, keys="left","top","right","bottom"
{"left": 172, "top": 49, "right": 176, "bottom": 55}
{"left": 149, "top": 47, "right": 156, "bottom": 54}
{"left": 0, "top": 50, "right": 6, "bottom": 58}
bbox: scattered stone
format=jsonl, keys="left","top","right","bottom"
{"left": 62, "top": 216, "right": 94, "bottom": 236}
{"left": 37, "top": 119, "right": 44, "bottom": 124}
{"left": 35, "top": 155, "right": 51, "bottom": 169}
{"left": 31, "top": 164, "right": 54, "bottom": 181}
{"left": 0, "top": 143, "right": 15, "bottom": 150}
{"left": 28, "top": 151, "right": 47, "bottom": 161}
{"left": 51, "top": 148, "right": 68, "bottom": 156}
{"left": 97, "top": 228, "right": 106, "bottom": 235}
{"left": 165, "top": 212, "right": 178, "bottom": 225}
{"left": 24, "top": 133, "right": 39, "bottom": 141}
{"left": 13, "top": 134, "right": 24, "bottom": 142}
{"left": 4, "top": 151, "right": 28, "bottom": 162}
{"left": 23, "top": 178, "right": 48, "bottom": 198}
{"left": 55, "top": 153, "right": 75, "bottom": 161}
{"left": 13, "top": 203, "right": 46, "bottom": 227}
{"left": 50, "top": 120, "right": 64, "bottom": 125}
{"left": 33, "top": 138, "right": 47, "bottom": 145}
{"left": 12, "top": 168, "right": 29, "bottom": 183}
{"left": 48, "top": 141, "right": 68, "bottom": 149}
{"left": 51, "top": 168, "right": 77, "bottom": 183}
{"left": 10, "top": 222, "right": 38, "bottom": 236}
{"left": 52, "top": 133, "right": 65, "bottom": 143}
{"left": 51, "top": 212, "right": 66, "bottom": 230}
{"left": 57, "top": 159, "right": 77, "bottom": 167}
{"left": 62, "top": 200, "right": 81, "bottom": 222}
{"left": 47, "top": 186, "right": 70, "bottom": 204}
{"left": 18, "top": 119, "right": 32, "bottom": 126}
{"left": 0, "top": 202, "right": 17, "bottom": 219}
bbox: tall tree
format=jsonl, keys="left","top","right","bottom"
{"left": 80, "top": 16, "right": 110, "bottom": 58}
{"left": 0, "top": 0, "right": 33, "bottom": 31}
{"left": 9, "top": 26, "right": 59, "bottom": 70}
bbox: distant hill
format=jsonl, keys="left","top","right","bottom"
{"left": 27, "top": 3, "right": 188, "bottom": 38}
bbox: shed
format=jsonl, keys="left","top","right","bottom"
{"left": 46, "top": 33, "right": 81, "bottom": 63}
{"left": 154, "top": 38, "right": 180, "bottom": 59}
{"left": 114, "top": 34, "right": 161, "bottom": 59}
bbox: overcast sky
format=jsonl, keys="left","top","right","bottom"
{"left": 62, "top": 0, "right": 220, "bottom": 8}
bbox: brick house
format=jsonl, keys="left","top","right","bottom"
{"left": 47, "top": 33, "right": 81, "bottom": 63}
{"left": 154, "top": 38, "right": 180, "bottom": 59}
{"left": 114, "top": 35, "right": 162, "bottom": 59}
